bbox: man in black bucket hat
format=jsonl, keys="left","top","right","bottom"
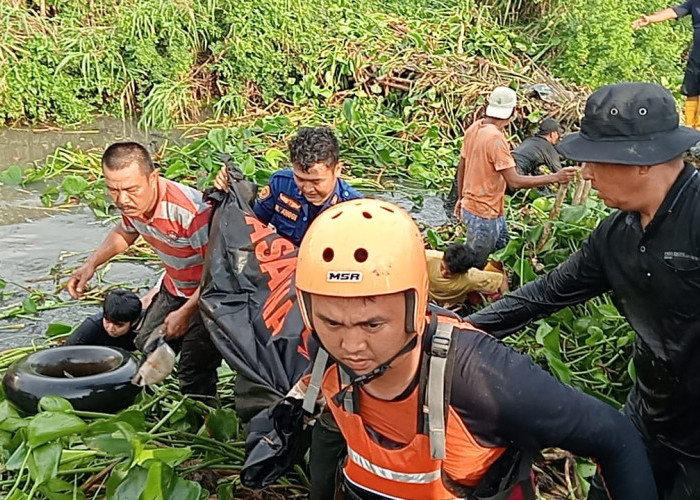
{"left": 466, "top": 82, "right": 700, "bottom": 498}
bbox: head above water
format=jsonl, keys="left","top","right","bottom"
{"left": 102, "top": 289, "right": 142, "bottom": 338}
{"left": 289, "top": 127, "right": 341, "bottom": 205}
{"left": 295, "top": 199, "right": 428, "bottom": 376}
{"left": 101, "top": 142, "right": 159, "bottom": 218}
{"left": 557, "top": 82, "right": 700, "bottom": 214}
{"left": 441, "top": 243, "right": 479, "bottom": 279}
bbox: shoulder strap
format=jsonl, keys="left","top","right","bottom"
{"left": 303, "top": 347, "right": 329, "bottom": 414}
{"left": 427, "top": 320, "right": 455, "bottom": 460}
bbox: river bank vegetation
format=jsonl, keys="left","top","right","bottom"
{"left": 0, "top": 0, "right": 693, "bottom": 497}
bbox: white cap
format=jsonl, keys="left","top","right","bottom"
{"left": 486, "top": 86, "right": 517, "bottom": 119}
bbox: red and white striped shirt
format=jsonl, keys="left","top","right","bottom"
{"left": 120, "top": 177, "right": 210, "bottom": 298}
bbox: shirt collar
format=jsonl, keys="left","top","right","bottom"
{"left": 656, "top": 163, "right": 698, "bottom": 215}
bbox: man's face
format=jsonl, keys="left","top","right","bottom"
{"left": 102, "top": 317, "right": 131, "bottom": 337}
{"left": 292, "top": 162, "right": 340, "bottom": 206}
{"left": 310, "top": 292, "right": 408, "bottom": 375}
{"left": 582, "top": 162, "right": 639, "bottom": 210}
{"left": 104, "top": 162, "right": 159, "bottom": 218}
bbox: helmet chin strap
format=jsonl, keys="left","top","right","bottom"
{"left": 325, "top": 334, "right": 419, "bottom": 407}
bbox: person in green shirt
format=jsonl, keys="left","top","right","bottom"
{"left": 426, "top": 244, "right": 504, "bottom": 307}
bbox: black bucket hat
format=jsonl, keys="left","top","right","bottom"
{"left": 557, "top": 82, "right": 700, "bottom": 166}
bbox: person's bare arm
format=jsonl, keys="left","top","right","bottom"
{"left": 67, "top": 226, "right": 138, "bottom": 298}
{"left": 632, "top": 8, "right": 678, "bottom": 29}
{"left": 501, "top": 166, "right": 577, "bottom": 190}
{"left": 454, "top": 156, "right": 466, "bottom": 220}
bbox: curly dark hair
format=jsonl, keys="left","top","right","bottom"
{"left": 288, "top": 127, "right": 340, "bottom": 171}
{"left": 444, "top": 243, "right": 480, "bottom": 275}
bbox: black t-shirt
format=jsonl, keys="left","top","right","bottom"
{"left": 674, "top": 0, "right": 700, "bottom": 60}
{"left": 511, "top": 136, "right": 561, "bottom": 176}
{"left": 307, "top": 202, "right": 323, "bottom": 224}
{"left": 65, "top": 312, "right": 138, "bottom": 351}
{"left": 468, "top": 163, "right": 700, "bottom": 456}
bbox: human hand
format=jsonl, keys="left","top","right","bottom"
{"left": 632, "top": 15, "right": 650, "bottom": 30}
{"left": 213, "top": 167, "right": 229, "bottom": 192}
{"left": 555, "top": 167, "right": 578, "bottom": 184}
{"left": 66, "top": 262, "right": 96, "bottom": 299}
{"left": 163, "top": 308, "right": 191, "bottom": 339}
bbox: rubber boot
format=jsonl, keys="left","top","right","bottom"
{"left": 685, "top": 97, "right": 699, "bottom": 130}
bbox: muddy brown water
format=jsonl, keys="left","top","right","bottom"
{"left": 0, "top": 119, "right": 448, "bottom": 351}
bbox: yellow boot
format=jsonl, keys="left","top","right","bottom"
{"left": 685, "top": 97, "right": 699, "bottom": 129}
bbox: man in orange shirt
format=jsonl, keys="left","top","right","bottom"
{"left": 455, "top": 87, "right": 577, "bottom": 267}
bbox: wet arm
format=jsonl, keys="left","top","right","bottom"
{"left": 466, "top": 231, "right": 610, "bottom": 338}
{"left": 452, "top": 332, "right": 657, "bottom": 499}
{"left": 86, "top": 225, "right": 139, "bottom": 269}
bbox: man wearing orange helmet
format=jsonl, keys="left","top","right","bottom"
{"left": 295, "top": 198, "right": 656, "bottom": 499}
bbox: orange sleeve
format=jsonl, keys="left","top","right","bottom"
{"left": 489, "top": 137, "right": 516, "bottom": 172}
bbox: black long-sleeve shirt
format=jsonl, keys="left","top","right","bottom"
{"left": 449, "top": 327, "right": 656, "bottom": 499}
{"left": 467, "top": 163, "right": 700, "bottom": 456}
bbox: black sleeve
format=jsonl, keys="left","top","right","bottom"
{"left": 542, "top": 142, "right": 562, "bottom": 172}
{"left": 451, "top": 330, "right": 657, "bottom": 499}
{"left": 673, "top": 1, "right": 692, "bottom": 17}
{"left": 64, "top": 313, "right": 108, "bottom": 346}
{"left": 465, "top": 225, "right": 611, "bottom": 338}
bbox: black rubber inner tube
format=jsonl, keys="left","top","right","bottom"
{"left": 3, "top": 345, "right": 142, "bottom": 415}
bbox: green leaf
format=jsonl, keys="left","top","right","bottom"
{"left": 22, "top": 297, "right": 38, "bottom": 314}
{"left": 0, "top": 165, "right": 23, "bottom": 184}
{"left": 38, "top": 396, "right": 73, "bottom": 413}
{"left": 6, "top": 440, "right": 29, "bottom": 470}
{"left": 112, "top": 465, "right": 149, "bottom": 500}
{"left": 560, "top": 205, "right": 588, "bottom": 224}
{"left": 217, "top": 482, "right": 235, "bottom": 500}
{"left": 545, "top": 350, "right": 572, "bottom": 384}
{"left": 168, "top": 476, "right": 202, "bottom": 500}
{"left": 342, "top": 98, "right": 356, "bottom": 123}
{"left": 513, "top": 258, "right": 537, "bottom": 284}
{"left": 142, "top": 460, "right": 169, "bottom": 500}
{"left": 136, "top": 447, "right": 193, "bottom": 467}
{"left": 27, "top": 412, "right": 87, "bottom": 447}
{"left": 45, "top": 323, "right": 73, "bottom": 338}
{"left": 28, "top": 442, "right": 61, "bottom": 485}
{"left": 164, "top": 160, "right": 189, "bottom": 179}
{"left": 240, "top": 155, "right": 256, "bottom": 177}
{"left": 39, "top": 478, "right": 87, "bottom": 500}
{"left": 84, "top": 421, "right": 140, "bottom": 458}
{"left": 0, "top": 277, "right": 5, "bottom": 290}
{"left": 61, "top": 175, "right": 89, "bottom": 196}
{"left": 207, "top": 128, "right": 228, "bottom": 152}
{"left": 6, "top": 490, "right": 28, "bottom": 500}
{"left": 206, "top": 409, "right": 238, "bottom": 441}
{"left": 0, "top": 400, "right": 28, "bottom": 432}
{"left": 264, "top": 148, "right": 286, "bottom": 169}
{"left": 627, "top": 358, "right": 637, "bottom": 381}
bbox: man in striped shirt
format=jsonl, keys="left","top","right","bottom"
{"left": 67, "top": 142, "right": 221, "bottom": 398}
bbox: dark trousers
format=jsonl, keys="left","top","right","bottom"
{"left": 309, "top": 411, "right": 347, "bottom": 500}
{"left": 135, "top": 287, "right": 222, "bottom": 398}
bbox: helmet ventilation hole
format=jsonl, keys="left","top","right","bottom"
{"left": 354, "top": 248, "right": 368, "bottom": 262}
{"left": 323, "top": 248, "right": 334, "bottom": 262}
{"left": 381, "top": 206, "right": 394, "bottom": 213}
{"left": 362, "top": 211, "right": 372, "bottom": 219}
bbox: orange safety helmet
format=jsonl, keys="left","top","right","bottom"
{"left": 296, "top": 198, "right": 429, "bottom": 334}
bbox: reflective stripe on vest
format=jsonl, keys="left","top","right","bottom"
{"left": 347, "top": 446, "right": 441, "bottom": 484}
